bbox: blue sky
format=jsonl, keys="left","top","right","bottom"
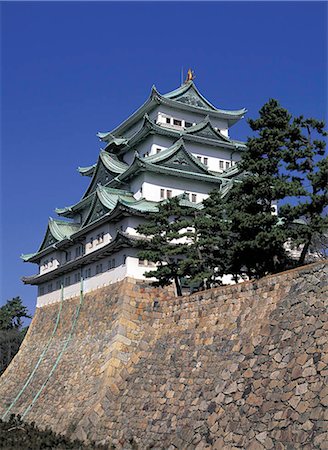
{"left": 1, "top": 1, "right": 327, "bottom": 317}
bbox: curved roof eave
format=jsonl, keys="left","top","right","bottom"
{"left": 77, "top": 164, "right": 97, "bottom": 177}
{"left": 97, "top": 84, "right": 246, "bottom": 140}
{"left": 97, "top": 85, "right": 160, "bottom": 141}
{"left": 99, "top": 150, "right": 129, "bottom": 174}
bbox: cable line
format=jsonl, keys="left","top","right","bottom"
{"left": 2, "top": 284, "right": 65, "bottom": 421}
{"left": 21, "top": 277, "right": 84, "bottom": 420}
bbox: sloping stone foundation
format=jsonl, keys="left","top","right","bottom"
{"left": 0, "top": 262, "right": 327, "bottom": 449}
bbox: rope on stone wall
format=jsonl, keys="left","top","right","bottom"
{"left": 21, "top": 277, "right": 84, "bottom": 421}
{"left": 1, "top": 284, "right": 65, "bottom": 421}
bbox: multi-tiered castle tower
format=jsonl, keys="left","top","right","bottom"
{"left": 22, "top": 76, "right": 247, "bottom": 307}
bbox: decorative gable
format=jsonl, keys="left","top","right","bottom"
{"left": 175, "top": 90, "right": 212, "bottom": 110}
{"left": 38, "top": 228, "right": 58, "bottom": 252}
{"left": 84, "top": 197, "right": 110, "bottom": 226}
{"left": 83, "top": 160, "right": 115, "bottom": 198}
{"left": 152, "top": 147, "right": 209, "bottom": 175}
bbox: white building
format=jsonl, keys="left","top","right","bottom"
{"left": 22, "top": 76, "right": 247, "bottom": 306}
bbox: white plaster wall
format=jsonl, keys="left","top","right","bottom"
{"left": 36, "top": 249, "right": 156, "bottom": 307}
{"left": 123, "top": 135, "right": 172, "bottom": 166}
{"left": 40, "top": 251, "right": 61, "bottom": 275}
{"left": 187, "top": 141, "right": 242, "bottom": 173}
{"left": 141, "top": 172, "right": 212, "bottom": 203}
{"left": 154, "top": 105, "right": 230, "bottom": 136}
{"left": 84, "top": 224, "right": 111, "bottom": 255}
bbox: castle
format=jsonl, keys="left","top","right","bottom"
{"left": 22, "top": 74, "right": 247, "bottom": 307}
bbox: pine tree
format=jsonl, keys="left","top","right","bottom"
{"left": 136, "top": 196, "right": 192, "bottom": 296}
{"left": 0, "top": 297, "right": 31, "bottom": 375}
{"left": 182, "top": 189, "right": 234, "bottom": 288}
{"left": 225, "top": 99, "right": 295, "bottom": 278}
{"left": 280, "top": 116, "right": 327, "bottom": 264}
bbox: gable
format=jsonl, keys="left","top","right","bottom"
{"left": 175, "top": 89, "right": 213, "bottom": 110}
{"left": 83, "top": 197, "right": 111, "bottom": 226}
{"left": 151, "top": 147, "right": 209, "bottom": 175}
{"left": 83, "top": 159, "right": 116, "bottom": 198}
{"left": 38, "top": 228, "right": 58, "bottom": 252}
{"left": 189, "top": 125, "right": 227, "bottom": 141}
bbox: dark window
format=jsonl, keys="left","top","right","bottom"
{"left": 191, "top": 194, "right": 197, "bottom": 203}
{"left": 123, "top": 254, "right": 127, "bottom": 265}
{"left": 203, "top": 157, "right": 208, "bottom": 166}
{"left": 185, "top": 121, "right": 193, "bottom": 128}
{"left": 197, "top": 156, "right": 202, "bottom": 161}
{"left": 160, "top": 188, "right": 165, "bottom": 199}
{"left": 166, "top": 117, "right": 171, "bottom": 124}
{"left": 65, "top": 276, "right": 71, "bottom": 287}
{"left": 166, "top": 190, "right": 172, "bottom": 199}
{"left": 56, "top": 280, "right": 61, "bottom": 290}
{"left": 226, "top": 161, "right": 230, "bottom": 169}
{"left": 96, "top": 264, "right": 103, "bottom": 274}
{"left": 156, "top": 148, "right": 161, "bottom": 154}
{"left": 219, "top": 161, "right": 224, "bottom": 169}
{"left": 66, "top": 252, "right": 71, "bottom": 262}
{"left": 173, "top": 119, "right": 182, "bottom": 126}
{"left": 74, "top": 272, "right": 81, "bottom": 283}
{"left": 39, "top": 286, "right": 45, "bottom": 296}
{"left": 112, "top": 258, "right": 116, "bottom": 268}
{"left": 47, "top": 283, "right": 53, "bottom": 293}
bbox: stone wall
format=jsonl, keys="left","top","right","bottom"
{"left": 0, "top": 262, "right": 327, "bottom": 449}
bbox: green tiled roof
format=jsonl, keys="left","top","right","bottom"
{"left": 117, "top": 197, "right": 159, "bottom": 213}
{"left": 115, "top": 138, "right": 224, "bottom": 186}
{"left": 22, "top": 231, "right": 140, "bottom": 285}
{"left": 98, "top": 82, "right": 247, "bottom": 140}
{"left": 21, "top": 252, "right": 37, "bottom": 262}
{"left": 22, "top": 219, "right": 81, "bottom": 262}
{"left": 100, "top": 151, "right": 129, "bottom": 174}
{"left": 103, "top": 114, "right": 246, "bottom": 156}
{"left": 96, "top": 132, "right": 128, "bottom": 145}
{"left": 48, "top": 218, "right": 80, "bottom": 241}
{"left": 78, "top": 164, "right": 96, "bottom": 177}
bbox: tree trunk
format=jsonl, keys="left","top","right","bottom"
{"left": 299, "top": 239, "right": 311, "bottom": 266}
{"left": 174, "top": 275, "right": 182, "bottom": 297}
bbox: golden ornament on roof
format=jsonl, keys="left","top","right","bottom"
{"left": 185, "top": 68, "right": 195, "bottom": 83}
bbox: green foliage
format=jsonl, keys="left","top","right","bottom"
{"left": 181, "top": 190, "right": 234, "bottom": 287}
{"left": 224, "top": 99, "right": 295, "bottom": 278}
{"left": 136, "top": 196, "right": 192, "bottom": 296}
{"left": 0, "top": 297, "right": 31, "bottom": 375}
{"left": 0, "top": 297, "right": 31, "bottom": 331}
{"left": 135, "top": 100, "right": 327, "bottom": 289}
{"left": 0, "top": 414, "right": 113, "bottom": 449}
{"left": 280, "top": 116, "right": 328, "bottom": 264}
